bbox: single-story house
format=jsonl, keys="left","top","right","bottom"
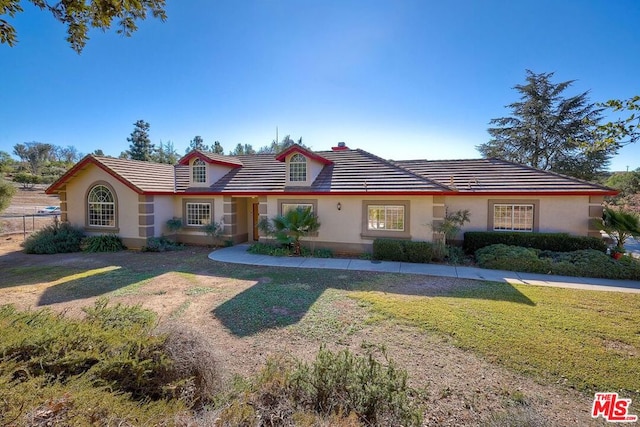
{"left": 46, "top": 143, "right": 616, "bottom": 252}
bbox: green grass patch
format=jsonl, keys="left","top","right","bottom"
{"left": 351, "top": 281, "right": 640, "bottom": 397}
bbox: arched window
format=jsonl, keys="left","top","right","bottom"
{"left": 87, "top": 184, "right": 116, "bottom": 227}
{"left": 192, "top": 158, "right": 206, "bottom": 183}
{"left": 289, "top": 153, "right": 307, "bottom": 182}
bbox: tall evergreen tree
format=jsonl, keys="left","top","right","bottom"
{"left": 477, "top": 70, "right": 615, "bottom": 181}
{"left": 257, "top": 135, "right": 307, "bottom": 154}
{"left": 186, "top": 135, "right": 209, "bottom": 153}
{"left": 154, "top": 140, "right": 179, "bottom": 164}
{"left": 127, "top": 120, "right": 154, "bottom": 161}
{"left": 212, "top": 141, "right": 224, "bottom": 154}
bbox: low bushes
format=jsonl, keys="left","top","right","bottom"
{"left": 373, "top": 239, "right": 433, "bottom": 263}
{"left": 476, "top": 244, "right": 640, "bottom": 280}
{"left": 217, "top": 346, "right": 423, "bottom": 426}
{"left": 464, "top": 231, "right": 607, "bottom": 254}
{"left": 248, "top": 242, "right": 334, "bottom": 258}
{"left": 0, "top": 299, "right": 224, "bottom": 425}
{"left": 82, "top": 234, "right": 126, "bottom": 252}
{"left": 142, "top": 236, "right": 183, "bottom": 252}
{"left": 22, "top": 221, "right": 84, "bottom": 254}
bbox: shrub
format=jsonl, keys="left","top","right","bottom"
{"left": 0, "top": 299, "right": 221, "bottom": 419}
{"left": 475, "top": 244, "right": 550, "bottom": 273}
{"left": 142, "top": 236, "right": 183, "bottom": 252}
{"left": 156, "top": 322, "right": 223, "bottom": 407}
{"left": 404, "top": 241, "right": 433, "bottom": 263}
{"left": 372, "top": 239, "right": 407, "bottom": 262}
{"left": 22, "top": 220, "right": 84, "bottom": 254}
{"left": 248, "top": 242, "right": 313, "bottom": 257}
{"left": 219, "top": 346, "right": 423, "bottom": 427}
{"left": 373, "top": 239, "right": 434, "bottom": 263}
{"left": 82, "top": 234, "right": 126, "bottom": 252}
{"left": 477, "top": 244, "right": 640, "bottom": 280}
{"left": 464, "top": 231, "right": 607, "bottom": 254}
{"left": 313, "top": 248, "right": 334, "bottom": 258}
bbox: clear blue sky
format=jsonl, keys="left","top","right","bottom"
{"left": 1, "top": 0, "right": 638, "bottom": 171}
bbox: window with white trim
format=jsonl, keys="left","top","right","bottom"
{"left": 186, "top": 202, "right": 211, "bottom": 226}
{"left": 88, "top": 185, "right": 116, "bottom": 227}
{"left": 192, "top": 158, "right": 206, "bottom": 183}
{"left": 367, "top": 205, "right": 405, "bottom": 231}
{"left": 289, "top": 153, "right": 307, "bottom": 182}
{"left": 493, "top": 204, "right": 534, "bottom": 231}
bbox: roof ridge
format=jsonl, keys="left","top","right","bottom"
{"left": 356, "top": 149, "right": 454, "bottom": 191}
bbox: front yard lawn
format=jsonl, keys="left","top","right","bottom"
{"left": 352, "top": 279, "right": 640, "bottom": 398}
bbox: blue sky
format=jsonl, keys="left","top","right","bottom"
{"left": 1, "top": 0, "right": 638, "bottom": 171}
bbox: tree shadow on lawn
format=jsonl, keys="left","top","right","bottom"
{"left": 36, "top": 267, "right": 157, "bottom": 306}
{"left": 212, "top": 269, "right": 536, "bottom": 337}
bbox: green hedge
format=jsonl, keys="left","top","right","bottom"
{"left": 22, "top": 222, "right": 84, "bottom": 254}
{"left": 372, "top": 239, "right": 433, "bottom": 263}
{"left": 463, "top": 231, "right": 607, "bottom": 254}
{"left": 476, "top": 244, "right": 640, "bottom": 280}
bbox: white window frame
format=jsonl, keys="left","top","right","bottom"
{"left": 185, "top": 202, "right": 212, "bottom": 226}
{"left": 87, "top": 184, "right": 116, "bottom": 228}
{"left": 289, "top": 153, "right": 307, "bottom": 182}
{"left": 192, "top": 158, "right": 206, "bottom": 184}
{"left": 493, "top": 204, "right": 534, "bottom": 232}
{"left": 367, "top": 205, "right": 405, "bottom": 231}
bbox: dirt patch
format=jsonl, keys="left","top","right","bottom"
{"left": 0, "top": 245, "right": 613, "bottom": 426}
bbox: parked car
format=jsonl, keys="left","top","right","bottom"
{"left": 38, "top": 206, "right": 60, "bottom": 215}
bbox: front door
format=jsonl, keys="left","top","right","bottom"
{"left": 252, "top": 203, "right": 259, "bottom": 241}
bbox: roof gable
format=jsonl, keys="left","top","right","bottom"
{"left": 178, "top": 150, "right": 243, "bottom": 168}
{"left": 46, "top": 155, "right": 177, "bottom": 194}
{"left": 274, "top": 144, "right": 333, "bottom": 165}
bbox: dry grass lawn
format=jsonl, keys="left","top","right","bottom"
{"left": 1, "top": 235, "right": 631, "bottom": 426}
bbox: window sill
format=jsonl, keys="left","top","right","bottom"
{"left": 360, "top": 231, "right": 411, "bottom": 240}
{"left": 85, "top": 226, "right": 119, "bottom": 233}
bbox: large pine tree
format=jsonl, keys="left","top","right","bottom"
{"left": 127, "top": 120, "right": 154, "bottom": 161}
{"left": 477, "top": 70, "right": 615, "bottom": 181}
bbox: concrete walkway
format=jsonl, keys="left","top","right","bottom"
{"left": 209, "top": 244, "right": 640, "bottom": 294}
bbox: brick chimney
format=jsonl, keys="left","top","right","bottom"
{"left": 332, "top": 142, "right": 349, "bottom": 151}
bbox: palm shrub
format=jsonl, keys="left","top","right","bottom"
{"left": 601, "top": 206, "right": 640, "bottom": 252}
{"left": 271, "top": 206, "right": 320, "bottom": 256}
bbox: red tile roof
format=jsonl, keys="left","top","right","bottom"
{"left": 47, "top": 151, "right": 617, "bottom": 196}
{"left": 395, "top": 158, "right": 616, "bottom": 194}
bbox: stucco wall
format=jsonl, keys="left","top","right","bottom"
{"left": 64, "top": 165, "right": 140, "bottom": 239}
{"left": 443, "top": 195, "right": 591, "bottom": 236}
{"left": 265, "top": 195, "right": 434, "bottom": 249}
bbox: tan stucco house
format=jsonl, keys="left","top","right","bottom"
{"left": 46, "top": 143, "right": 616, "bottom": 252}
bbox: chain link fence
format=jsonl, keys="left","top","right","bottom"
{"left": 0, "top": 213, "right": 58, "bottom": 238}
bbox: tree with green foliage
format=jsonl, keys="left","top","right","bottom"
{"left": 1, "top": 0, "right": 167, "bottom": 53}
{"left": 212, "top": 141, "right": 224, "bottom": 154}
{"left": 601, "top": 206, "right": 640, "bottom": 253}
{"left": 93, "top": 149, "right": 105, "bottom": 156}
{"left": 0, "top": 151, "right": 15, "bottom": 175}
{"left": 0, "top": 179, "right": 16, "bottom": 214}
{"left": 185, "top": 135, "right": 209, "bottom": 153}
{"left": 271, "top": 206, "right": 320, "bottom": 256}
{"left": 154, "top": 140, "right": 179, "bottom": 164}
{"left": 590, "top": 96, "right": 640, "bottom": 151}
{"left": 13, "top": 142, "right": 54, "bottom": 174}
{"left": 126, "top": 120, "right": 154, "bottom": 161}
{"left": 229, "top": 143, "right": 256, "bottom": 155}
{"left": 257, "top": 135, "right": 307, "bottom": 154}
{"left": 478, "top": 70, "right": 614, "bottom": 181}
